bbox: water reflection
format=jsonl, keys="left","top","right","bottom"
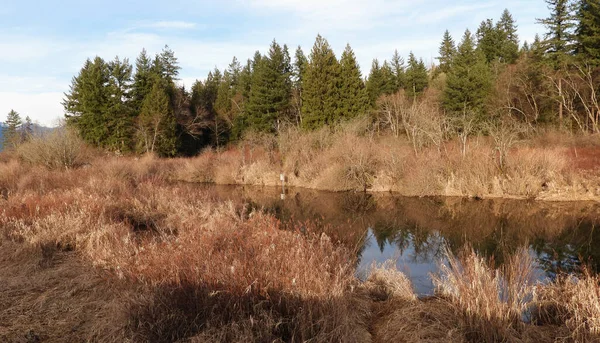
{"left": 199, "top": 185, "right": 600, "bottom": 295}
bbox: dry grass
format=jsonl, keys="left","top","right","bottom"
{"left": 535, "top": 270, "right": 600, "bottom": 342}
{"left": 431, "top": 247, "right": 537, "bottom": 342}
{"left": 178, "top": 118, "right": 600, "bottom": 200}
{"left": 2, "top": 152, "right": 600, "bottom": 342}
{"left": 0, "top": 156, "right": 370, "bottom": 342}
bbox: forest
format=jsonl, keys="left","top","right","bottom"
{"left": 42, "top": 0, "right": 598, "bottom": 158}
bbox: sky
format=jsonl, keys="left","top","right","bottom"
{"left": 0, "top": 0, "right": 549, "bottom": 127}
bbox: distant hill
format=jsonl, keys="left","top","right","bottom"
{"left": 0, "top": 123, "right": 54, "bottom": 152}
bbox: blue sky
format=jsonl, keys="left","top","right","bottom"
{"left": 0, "top": 0, "right": 549, "bottom": 126}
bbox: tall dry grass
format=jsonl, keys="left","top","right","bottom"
{"left": 177, "top": 117, "right": 600, "bottom": 200}
{"left": 0, "top": 155, "right": 370, "bottom": 342}
{"left": 535, "top": 270, "right": 600, "bottom": 342}
{"left": 432, "top": 247, "right": 537, "bottom": 342}
{"left": 2, "top": 146, "right": 600, "bottom": 342}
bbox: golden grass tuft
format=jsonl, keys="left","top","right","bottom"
{"left": 432, "top": 247, "right": 537, "bottom": 342}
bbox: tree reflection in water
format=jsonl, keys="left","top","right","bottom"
{"left": 195, "top": 184, "right": 600, "bottom": 295}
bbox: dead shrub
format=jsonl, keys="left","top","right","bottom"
{"left": 17, "top": 127, "right": 90, "bottom": 170}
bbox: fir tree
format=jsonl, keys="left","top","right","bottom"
{"left": 301, "top": 35, "right": 340, "bottom": 130}
{"left": 246, "top": 40, "right": 292, "bottom": 132}
{"left": 215, "top": 70, "right": 233, "bottom": 121}
{"left": 574, "top": 0, "right": 600, "bottom": 65}
{"left": 497, "top": 9, "right": 520, "bottom": 63}
{"left": 106, "top": 56, "right": 134, "bottom": 152}
{"left": 21, "top": 116, "right": 33, "bottom": 142}
{"left": 437, "top": 30, "right": 457, "bottom": 74}
{"left": 131, "top": 49, "right": 154, "bottom": 113}
{"left": 3, "top": 110, "right": 22, "bottom": 149}
{"left": 294, "top": 46, "right": 308, "bottom": 89}
{"left": 227, "top": 57, "right": 242, "bottom": 93}
{"left": 405, "top": 52, "right": 429, "bottom": 99}
{"left": 292, "top": 46, "right": 308, "bottom": 124}
{"left": 477, "top": 19, "right": 503, "bottom": 63}
{"left": 63, "top": 57, "right": 111, "bottom": 147}
{"left": 337, "top": 44, "right": 369, "bottom": 120}
{"left": 137, "top": 81, "right": 178, "bottom": 156}
{"left": 444, "top": 30, "right": 493, "bottom": 117}
{"left": 157, "top": 45, "right": 181, "bottom": 82}
{"left": 366, "top": 59, "right": 396, "bottom": 103}
{"left": 538, "top": 0, "right": 577, "bottom": 124}
{"left": 537, "top": 0, "right": 576, "bottom": 68}
{"left": 391, "top": 50, "right": 406, "bottom": 91}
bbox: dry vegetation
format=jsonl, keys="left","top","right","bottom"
{"left": 178, "top": 118, "right": 600, "bottom": 201}
{"left": 1, "top": 133, "right": 600, "bottom": 342}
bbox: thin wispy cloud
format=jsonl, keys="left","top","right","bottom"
{"left": 146, "top": 21, "right": 198, "bottom": 30}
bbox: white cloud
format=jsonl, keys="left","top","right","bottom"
{"left": 146, "top": 21, "right": 197, "bottom": 30}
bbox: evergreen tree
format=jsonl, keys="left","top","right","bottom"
{"left": 156, "top": 45, "right": 181, "bottom": 82}
{"left": 477, "top": 19, "right": 503, "bottom": 63}
{"left": 238, "top": 59, "right": 253, "bottom": 100}
{"left": 137, "top": 80, "right": 178, "bottom": 156}
{"left": 106, "top": 56, "right": 134, "bottom": 152}
{"left": 405, "top": 52, "right": 429, "bottom": 98}
{"left": 63, "top": 57, "right": 111, "bottom": 146}
{"left": 337, "top": 44, "right": 369, "bottom": 120}
{"left": 3, "top": 110, "right": 22, "bottom": 149}
{"left": 497, "top": 9, "right": 520, "bottom": 64}
{"left": 227, "top": 57, "right": 242, "bottom": 93}
{"left": 215, "top": 70, "right": 233, "bottom": 121}
{"left": 246, "top": 40, "right": 293, "bottom": 132}
{"left": 380, "top": 61, "right": 397, "bottom": 94}
{"left": 301, "top": 35, "right": 340, "bottom": 130}
{"left": 21, "top": 116, "right": 33, "bottom": 142}
{"left": 366, "top": 59, "right": 396, "bottom": 103}
{"left": 292, "top": 46, "right": 308, "bottom": 124}
{"left": 131, "top": 49, "right": 154, "bottom": 113}
{"left": 574, "top": 0, "right": 600, "bottom": 65}
{"left": 538, "top": 0, "right": 576, "bottom": 124}
{"left": 444, "top": 30, "right": 493, "bottom": 117}
{"left": 537, "top": 0, "right": 576, "bottom": 68}
{"left": 437, "top": 30, "right": 457, "bottom": 74}
{"left": 391, "top": 50, "right": 406, "bottom": 91}
{"left": 294, "top": 46, "right": 308, "bottom": 89}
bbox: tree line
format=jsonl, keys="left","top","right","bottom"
{"left": 56, "top": 0, "right": 599, "bottom": 156}
{"left": 1, "top": 110, "right": 33, "bottom": 150}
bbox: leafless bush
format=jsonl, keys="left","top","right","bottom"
{"left": 17, "top": 127, "right": 89, "bottom": 170}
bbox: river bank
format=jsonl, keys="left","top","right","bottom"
{"left": 1, "top": 156, "right": 600, "bottom": 342}
{"left": 175, "top": 129, "right": 600, "bottom": 202}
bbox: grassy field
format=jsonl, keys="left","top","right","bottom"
{"left": 1, "top": 147, "right": 600, "bottom": 342}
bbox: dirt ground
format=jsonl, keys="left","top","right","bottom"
{"left": 0, "top": 242, "right": 129, "bottom": 343}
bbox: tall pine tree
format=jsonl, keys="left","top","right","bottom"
{"left": 246, "top": 40, "right": 293, "bottom": 132}
{"left": 497, "top": 9, "right": 520, "bottom": 64}
{"left": 405, "top": 52, "right": 429, "bottom": 99}
{"left": 63, "top": 57, "right": 111, "bottom": 147}
{"left": 538, "top": 0, "right": 576, "bottom": 68}
{"left": 337, "top": 44, "right": 369, "bottom": 120}
{"left": 574, "top": 0, "right": 600, "bottom": 65}
{"left": 443, "top": 30, "right": 493, "bottom": 117}
{"left": 137, "top": 80, "right": 178, "bottom": 156}
{"left": 302, "top": 35, "right": 340, "bottom": 130}
{"left": 3, "top": 110, "right": 22, "bottom": 149}
{"left": 437, "top": 30, "right": 457, "bottom": 74}
{"left": 391, "top": 50, "right": 406, "bottom": 91}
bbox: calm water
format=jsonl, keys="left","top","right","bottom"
{"left": 198, "top": 185, "right": 600, "bottom": 295}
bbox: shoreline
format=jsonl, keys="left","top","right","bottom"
{"left": 181, "top": 179, "right": 600, "bottom": 203}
